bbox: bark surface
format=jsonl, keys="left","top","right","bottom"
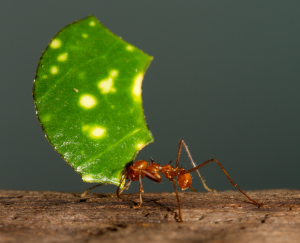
{"left": 0, "top": 189, "right": 299, "bottom": 243}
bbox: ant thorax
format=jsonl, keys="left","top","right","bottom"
{"left": 160, "top": 165, "right": 184, "bottom": 180}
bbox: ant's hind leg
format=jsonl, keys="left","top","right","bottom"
{"left": 177, "top": 140, "right": 215, "bottom": 192}
{"left": 189, "top": 186, "right": 197, "bottom": 192}
{"left": 184, "top": 158, "right": 263, "bottom": 206}
{"left": 172, "top": 180, "right": 183, "bottom": 222}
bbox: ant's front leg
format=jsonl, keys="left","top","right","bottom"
{"left": 133, "top": 170, "right": 144, "bottom": 208}
{"left": 81, "top": 183, "right": 108, "bottom": 198}
{"left": 117, "top": 179, "right": 132, "bottom": 198}
{"left": 132, "top": 169, "right": 162, "bottom": 208}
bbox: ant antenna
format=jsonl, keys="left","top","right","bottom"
{"left": 168, "top": 160, "right": 173, "bottom": 165}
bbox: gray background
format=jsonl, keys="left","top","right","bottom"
{"left": 1, "top": 1, "right": 299, "bottom": 195}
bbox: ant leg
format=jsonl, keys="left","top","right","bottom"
{"left": 81, "top": 183, "right": 108, "bottom": 197}
{"left": 133, "top": 170, "right": 144, "bottom": 208}
{"left": 143, "top": 170, "right": 163, "bottom": 183}
{"left": 172, "top": 180, "right": 183, "bottom": 222}
{"left": 117, "top": 179, "right": 132, "bottom": 198}
{"left": 189, "top": 186, "right": 197, "bottom": 192}
{"left": 131, "top": 169, "right": 163, "bottom": 208}
{"left": 176, "top": 140, "right": 183, "bottom": 167}
{"left": 177, "top": 140, "right": 215, "bottom": 192}
{"left": 184, "top": 159, "right": 263, "bottom": 206}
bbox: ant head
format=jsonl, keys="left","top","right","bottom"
{"left": 177, "top": 172, "right": 192, "bottom": 190}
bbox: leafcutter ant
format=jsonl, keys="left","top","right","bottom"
{"left": 81, "top": 140, "right": 263, "bottom": 221}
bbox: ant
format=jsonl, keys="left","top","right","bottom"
{"left": 81, "top": 140, "right": 263, "bottom": 222}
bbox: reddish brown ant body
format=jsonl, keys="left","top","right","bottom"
{"left": 117, "top": 158, "right": 192, "bottom": 209}
{"left": 82, "top": 140, "right": 263, "bottom": 221}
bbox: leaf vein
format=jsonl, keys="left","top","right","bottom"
{"left": 79, "top": 128, "right": 142, "bottom": 171}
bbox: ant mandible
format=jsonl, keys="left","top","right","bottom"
{"left": 81, "top": 140, "right": 263, "bottom": 222}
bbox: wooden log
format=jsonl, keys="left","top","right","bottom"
{"left": 0, "top": 189, "right": 299, "bottom": 243}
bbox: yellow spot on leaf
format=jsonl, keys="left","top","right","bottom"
{"left": 126, "top": 45, "right": 133, "bottom": 51}
{"left": 89, "top": 21, "right": 95, "bottom": 26}
{"left": 82, "top": 174, "right": 95, "bottom": 182}
{"left": 82, "top": 33, "right": 88, "bottom": 38}
{"left": 90, "top": 127, "right": 106, "bottom": 138}
{"left": 98, "top": 70, "right": 119, "bottom": 93}
{"left": 137, "top": 143, "right": 145, "bottom": 150}
{"left": 50, "top": 39, "right": 61, "bottom": 49}
{"left": 58, "top": 53, "right": 68, "bottom": 61}
{"left": 80, "top": 95, "right": 96, "bottom": 108}
{"left": 133, "top": 73, "right": 143, "bottom": 100}
{"left": 110, "top": 70, "right": 118, "bottom": 77}
{"left": 42, "top": 75, "right": 47, "bottom": 79}
{"left": 51, "top": 66, "right": 58, "bottom": 74}
{"left": 98, "top": 78, "right": 115, "bottom": 93}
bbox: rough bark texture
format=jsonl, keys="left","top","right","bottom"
{"left": 0, "top": 189, "right": 299, "bottom": 243}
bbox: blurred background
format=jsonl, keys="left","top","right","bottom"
{"left": 1, "top": 1, "right": 299, "bottom": 194}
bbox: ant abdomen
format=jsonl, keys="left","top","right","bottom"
{"left": 177, "top": 172, "right": 192, "bottom": 190}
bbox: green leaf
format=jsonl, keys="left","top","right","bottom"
{"left": 33, "top": 16, "right": 154, "bottom": 187}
